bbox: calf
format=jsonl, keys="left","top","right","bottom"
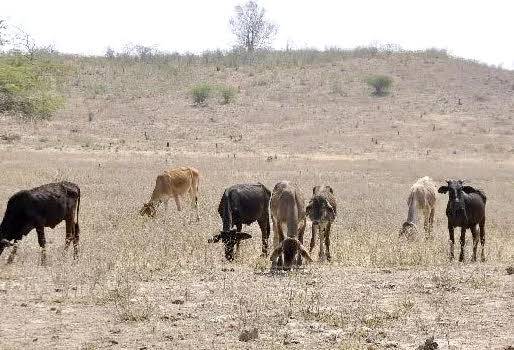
{"left": 400, "top": 176, "right": 437, "bottom": 236}
{"left": 306, "top": 185, "right": 337, "bottom": 261}
{"left": 270, "top": 181, "right": 312, "bottom": 270}
{"left": 438, "top": 180, "right": 486, "bottom": 262}
{"left": 140, "top": 166, "right": 200, "bottom": 221}
{"left": 0, "top": 181, "right": 81, "bottom": 264}
{"left": 208, "top": 183, "right": 271, "bottom": 261}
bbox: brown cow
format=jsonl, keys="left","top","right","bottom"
{"left": 269, "top": 181, "right": 312, "bottom": 270}
{"left": 140, "top": 167, "right": 200, "bottom": 221}
{"left": 306, "top": 185, "right": 337, "bottom": 261}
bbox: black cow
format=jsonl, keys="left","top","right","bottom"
{"left": 0, "top": 181, "right": 81, "bottom": 264}
{"left": 438, "top": 180, "right": 486, "bottom": 262}
{"left": 208, "top": 183, "right": 271, "bottom": 261}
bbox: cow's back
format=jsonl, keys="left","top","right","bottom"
{"left": 219, "top": 183, "right": 270, "bottom": 225}
{"left": 165, "top": 167, "right": 197, "bottom": 195}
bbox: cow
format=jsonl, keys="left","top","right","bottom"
{"left": 400, "top": 176, "right": 437, "bottom": 236}
{"left": 438, "top": 180, "right": 487, "bottom": 262}
{"left": 306, "top": 185, "right": 337, "bottom": 261}
{"left": 139, "top": 166, "right": 200, "bottom": 221}
{"left": 270, "top": 181, "right": 312, "bottom": 270}
{"left": 208, "top": 183, "right": 271, "bottom": 261}
{"left": 0, "top": 181, "right": 81, "bottom": 265}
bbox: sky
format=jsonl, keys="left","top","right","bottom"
{"left": 2, "top": 0, "right": 513, "bottom": 69}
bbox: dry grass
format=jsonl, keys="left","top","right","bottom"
{"left": 0, "top": 50, "right": 513, "bottom": 349}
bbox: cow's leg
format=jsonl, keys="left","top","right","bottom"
{"left": 448, "top": 225, "right": 455, "bottom": 261}
{"left": 64, "top": 218, "right": 73, "bottom": 256}
{"left": 258, "top": 218, "right": 270, "bottom": 257}
{"left": 73, "top": 219, "right": 80, "bottom": 260}
{"left": 309, "top": 224, "right": 317, "bottom": 253}
{"left": 272, "top": 219, "right": 284, "bottom": 268}
{"left": 459, "top": 227, "right": 466, "bottom": 262}
{"left": 189, "top": 188, "right": 199, "bottom": 222}
{"left": 163, "top": 199, "right": 169, "bottom": 211}
{"left": 325, "top": 222, "right": 332, "bottom": 262}
{"left": 470, "top": 225, "right": 479, "bottom": 262}
{"left": 479, "top": 219, "right": 486, "bottom": 262}
{"left": 318, "top": 224, "right": 326, "bottom": 262}
{"left": 36, "top": 226, "right": 47, "bottom": 265}
{"left": 297, "top": 218, "right": 306, "bottom": 266}
{"left": 173, "top": 195, "right": 182, "bottom": 211}
{"left": 6, "top": 240, "right": 19, "bottom": 264}
{"left": 423, "top": 208, "right": 430, "bottom": 233}
{"left": 429, "top": 208, "right": 435, "bottom": 234}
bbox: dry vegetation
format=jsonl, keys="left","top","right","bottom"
{"left": 0, "top": 49, "right": 513, "bottom": 349}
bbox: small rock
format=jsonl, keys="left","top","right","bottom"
{"left": 385, "top": 341, "right": 398, "bottom": 348}
{"left": 417, "top": 336, "right": 438, "bottom": 350}
{"left": 20, "top": 303, "right": 28, "bottom": 307}
{"left": 33, "top": 338, "right": 38, "bottom": 342}
{"left": 109, "top": 339, "right": 119, "bottom": 345}
{"left": 506, "top": 266, "right": 514, "bottom": 275}
{"left": 50, "top": 307, "right": 56, "bottom": 311}
{"left": 171, "top": 299, "right": 184, "bottom": 305}
{"left": 239, "top": 328, "right": 259, "bottom": 342}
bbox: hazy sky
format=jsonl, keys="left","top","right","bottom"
{"left": 3, "top": 0, "right": 513, "bottom": 68}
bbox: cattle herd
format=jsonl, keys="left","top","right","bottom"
{"left": 0, "top": 166, "right": 487, "bottom": 269}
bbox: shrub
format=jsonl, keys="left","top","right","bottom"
{"left": 190, "top": 83, "right": 212, "bottom": 106}
{"left": 366, "top": 75, "right": 392, "bottom": 96}
{"left": 0, "top": 55, "right": 64, "bottom": 119}
{"left": 219, "top": 85, "right": 236, "bottom": 104}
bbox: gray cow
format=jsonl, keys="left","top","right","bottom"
{"left": 306, "top": 185, "right": 337, "bottom": 261}
{"left": 270, "top": 181, "right": 312, "bottom": 270}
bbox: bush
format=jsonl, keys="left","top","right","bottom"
{"left": 366, "top": 75, "right": 392, "bottom": 96}
{"left": 219, "top": 85, "right": 236, "bottom": 104}
{"left": 190, "top": 83, "right": 212, "bottom": 106}
{"left": 0, "top": 55, "right": 64, "bottom": 119}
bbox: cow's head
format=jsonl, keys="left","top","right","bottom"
{"left": 208, "top": 230, "right": 252, "bottom": 261}
{"left": 399, "top": 221, "right": 417, "bottom": 236}
{"left": 139, "top": 202, "right": 156, "bottom": 217}
{"left": 306, "top": 192, "right": 335, "bottom": 225}
{"left": 438, "top": 180, "right": 476, "bottom": 218}
{"left": 270, "top": 238, "right": 312, "bottom": 271}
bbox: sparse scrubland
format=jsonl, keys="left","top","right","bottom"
{"left": 0, "top": 48, "right": 513, "bottom": 349}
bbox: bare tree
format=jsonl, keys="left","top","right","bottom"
{"left": 0, "top": 19, "right": 8, "bottom": 47}
{"left": 229, "top": 1, "right": 278, "bottom": 52}
{"left": 13, "top": 27, "right": 37, "bottom": 59}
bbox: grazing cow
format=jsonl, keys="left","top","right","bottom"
{"left": 208, "top": 183, "right": 271, "bottom": 261}
{"left": 306, "top": 185, "right": 337, "bottom": 261}
{"left": 0, "top": 181, "right": 81, "bottom": 264}
{"left": 438, "top": 180, "right": 487, "bottom": 262}
{"left": 400, "top": 176, "right": 437, "bottom": 236}
{"left": 139, "top": 166, "right": 200, "bottom": 221}
{"left": 270, "top": 181, "right": 312, "bottom": 270}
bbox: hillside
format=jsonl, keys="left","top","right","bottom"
{"left": 1, "top": 50, "right": 513, "bottom": 160}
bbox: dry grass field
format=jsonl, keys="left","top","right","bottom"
{"left": 0, "top": 50, "right": 513, "bottom": 349}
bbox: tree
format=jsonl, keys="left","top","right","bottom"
{"left": 0, "top": 19, "right": 8, "bottom": 47}
{"left": 229, "top": 1, "right": 278, "bottom": 52}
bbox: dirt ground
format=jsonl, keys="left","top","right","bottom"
{"left": 0, "top": 51, "right": 513, "bottom": 349}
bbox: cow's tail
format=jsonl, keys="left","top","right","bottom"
{"left": 75, "top": 187, "right": 81, "bottom": 236}
{"left": 286, "top": 192, "right": 299, "bottom": 238}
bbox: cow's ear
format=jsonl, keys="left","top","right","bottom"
{"left": 0, "top": 239, "right": 13, "bottom": 247}
{"left": 306, "top": 201, "right": 312, "bottom": 215}
{"left": 438, "top": 186, "right": 449, "bottom": 194}
{"left": 208, "top": 233, "right": 222, "bottom": 243}
{"left": 236, "top": 232, "right": 252, "bottom": 241}
{"left": 461, "top": 186, "right": 476, "bottom": 194}
{"left": 325, "top": 185, "right": 334, "bottom": 194}
{"left": 326, "top": 202, "right": 336, "bottom": 220}
{"left": 299, "top": 243, "right": 313, "bottom": 263}
{"left": 270, "top": 244, "right": 283, "bottom": 262}
{"left": 312, "top": 186, "right": 320, "bottom": 194}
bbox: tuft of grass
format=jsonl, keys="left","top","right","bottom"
{"left": 366, "top": 75, "right": 393, "bottom": 96}
{"left": 219, "top": 85, "right": 237, "bottom": 104}
{"left": 190, "top": 83, "right": 213, "bottom": 106}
